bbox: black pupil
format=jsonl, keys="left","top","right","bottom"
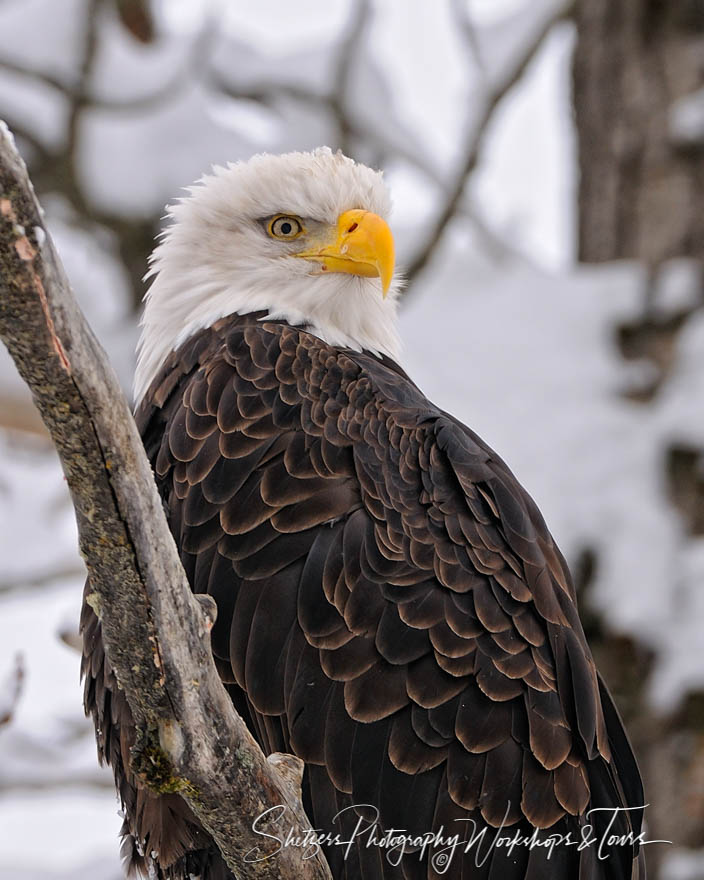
{"left": 280, "top": 221, "right": 292, "bottom": 235}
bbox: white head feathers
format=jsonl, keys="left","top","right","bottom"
{"left": 134, "top": 148, "right": 402, "bottom": 402}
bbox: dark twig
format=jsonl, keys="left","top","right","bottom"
{"left": 329, "top": 0, "right": 371, "bottom": 155}
{"left": 0, "top": 58, "right": 73, "bottom": 95}
{"left": 0, "top": 564, "right": 87, "bottom": 595}
{"left": 209, "top": 75, "right": 327, "bottom": 109}
{"left": 82, "top": 21, "right": 215, "bottom": 112}
{"left": 65, "top": 0, "right": 101, "bottom": 164}
{"left": 0, "top": 33, "right": 210, "bottom": 116}
{"left": 403, "top": 0, "right": 575, "bottom": 293}
{"left": 210, "top": 0, "right": 371, "bottom": 157}
{"left": 450, "top": 0, "right": 486, "bottom": 76}
{"left": 0, "top": 115, "right": 52, "bottom": 170}
{"left": 0, "top": 653, "right": 24, "bottom": 727}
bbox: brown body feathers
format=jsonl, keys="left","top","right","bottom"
{"left": 82, "top": 313, "right": 645, "bottom": 879}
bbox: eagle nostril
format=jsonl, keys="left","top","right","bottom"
{"left": 347, "top": 222, "right": 358, "bottom": 234}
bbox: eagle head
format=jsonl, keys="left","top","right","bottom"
{"left": 135, "top": 148, "right": 402, "bottom": 401}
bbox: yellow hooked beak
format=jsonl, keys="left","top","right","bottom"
{"left": 295, "top": 209, "right": 395, "bottom": 297}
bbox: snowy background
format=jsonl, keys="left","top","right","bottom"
{"left": 1, "top": 0, "right": 703, "bottom": 878}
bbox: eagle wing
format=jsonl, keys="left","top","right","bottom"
{"left": 87, "top": 314, "right": 644, "bottom": 880}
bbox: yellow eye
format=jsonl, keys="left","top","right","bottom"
{"left": 268, "top": 215, "right": 304, "bottom": 240}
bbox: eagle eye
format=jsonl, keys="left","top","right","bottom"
{"left": 268, "top": 215, "right": 304, "bottom": 240}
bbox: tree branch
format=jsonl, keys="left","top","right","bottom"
{"left": 0, "top": 57, "right": 72, "bottom": 96}
{"left": 209, "top": 0, "right": 371, "bottom": 159}
{"left": 403, "top": 0, "right": 575, "bottom": 293}
{"left": 450, "top": 0, "right": 486, "bottom": 77}
{"left": 0, "top": 653, "right": 23, "bottom": 728}
{"left": 0, "top": 122, "right": 331, "bottom": 880}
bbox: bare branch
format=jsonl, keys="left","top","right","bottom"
{"left": 65, "top": 0, "right": 101, "bottom": 158}
{"left": 0, "top": 114, "right": 53, "bottom": 170}
{"left": 0, "top": 58, "right": 72, "bottom": 96}
{"left": 450, "top": 0, "right": 486, "bottom": 76}
{"left": 0, "top": 563, "right": 86, "bottom": 595}
{"left": 0, "top": 653, "right": 24, "bottom": 727}
{"left": 210, "top": 0, "right": 371, "bottom": 157}
{"left": 82, "top": 22, "right": 216, "bottom": 112}
{"left": 208, "top": 73, "right": 329, "bottom": 112}
{"left": 463, "top": 201, "right": 535, "bottom": 266}
{"left": 0, "top": 123, "right": 331, "bottom": 880}
{"left": 0, "top": 774, "right": 112, "bottom": 794}
{"left": 0, "top": 29, "right": 210, "bottom": 115}
{"left": 329, "top": 0, "right": 371, "bottom": 155}
{"left": 0, "top": 388, "right": 50, "bottom": 434}
{"left": 403, "top": 0, "right": 575, "bottom": 293}
{"left": 333, "top": 0, "right": 371, "bottom": 97}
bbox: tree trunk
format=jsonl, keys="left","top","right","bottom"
{"left": 573, "top": 0, "right": 704, "bottom": 266}
{"left": 573, "top": 3, "right": 704, "bottom": 878}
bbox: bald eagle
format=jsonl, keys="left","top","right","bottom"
{"left": 81, "top": 148, "right": 645, "bottom": 880}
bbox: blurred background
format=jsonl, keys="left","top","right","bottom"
{"left": 0, "top": 0, "right": 703, "bottom": 877}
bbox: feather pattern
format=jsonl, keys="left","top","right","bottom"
{"left": 82, "top": 314, "right": 645, "bottom": 880}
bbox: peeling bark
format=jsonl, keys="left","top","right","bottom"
{"left": 0, "top": 122, "right": 331, "bottom": 880}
